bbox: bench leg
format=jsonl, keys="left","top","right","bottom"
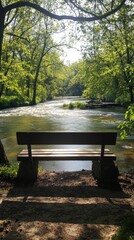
{"left": 17, "top": 160, "right": 38, "bottom": 184}
{"left": 92, "top": 160, "right": 120, "bottom": 189}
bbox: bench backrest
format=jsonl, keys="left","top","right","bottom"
{"left": 16, "top": 131, "right": 117, "bottom": 145}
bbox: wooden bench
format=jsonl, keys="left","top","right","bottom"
{"left": 16, "top": 131, "right": 119, "bottom": 187}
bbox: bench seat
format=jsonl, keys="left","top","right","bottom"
{"left": 17, "top": 148, "right": 116, "bottom": 161}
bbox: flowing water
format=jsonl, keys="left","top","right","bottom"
{"left": 0, "top": 97, "right": 134, "bottom": 173}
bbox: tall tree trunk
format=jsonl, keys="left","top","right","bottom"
{"left": 0, "top": 4, "right": 6, "bottom": 98}
{"left": 26, "top": 76, "right": 30, "bottom": 99}
{"left": 0, "top": 140, "right": 9, "bottom": 165}
{"left": 0, "top": 4, "right": 9, "bottom": 165}
{"left": 0, "top": 84, "right": 4, "bottom": 98}
{"left": 128, "top": 85, "right": 134, "bottom": 103}
{"left": 31, "top": 38, "right": 46, "bottom": 105}
{"left": 0, "top": 3, "right": 5, "bottom": 70}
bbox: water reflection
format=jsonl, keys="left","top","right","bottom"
{"left": 0, "top": 97, "right": 133, "bottom": 172}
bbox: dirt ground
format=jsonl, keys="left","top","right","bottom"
{"left": 0, "top": 170, "right": 134, "bottom": 240}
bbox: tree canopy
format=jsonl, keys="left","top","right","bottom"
{"left": 0, "top": 0, "right": 127, "bottom": 64}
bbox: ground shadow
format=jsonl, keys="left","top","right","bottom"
{"left": 0, "top": 198, "right": 132, "bottom": 225}
{"left": 0, "top": 184, "right": 132, "bottom": 226}
{"left": 7, "top": 183, "right": 130, "bottom": 198}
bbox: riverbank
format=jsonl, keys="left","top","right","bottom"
{"left": 0, "top": 170, "right": 134, "bottom": 240}
{"left": 0, "top": 97, "right": 125, "bottom": 111}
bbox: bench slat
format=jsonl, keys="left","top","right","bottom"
{"left": 19, "top": 148, "right": 111, "bottom": 153}
{"left": 17, "top": 148, "right": 116, "bottom": 161}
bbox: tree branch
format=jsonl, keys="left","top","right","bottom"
{"left": 6, "top": 32, "right": 30, "bottom": 43}
{"left": 4, "top": 9, "right": 18, "bottom": 28}
{"left": 5, "top": 0, "right": 126, "bottom": 22}
{"left": 64, "top": 0, "right": 98, "bottom": 17}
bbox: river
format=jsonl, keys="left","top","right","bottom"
{"left": 0, "top": 97, "right": 134, "bottom": 173}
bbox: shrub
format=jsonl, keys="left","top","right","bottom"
{"left": 112, "top": 216, "right": 134, "bottom": 240}
{"left": 118, "top": 104, "right": 134, "bottom": 140}
{"left": 73, "top": 101, "right": 87, "bottom": 109}
{"left": 0, "top": 164, "right": 18, "bottom": 180}
{"left": 0, "top": 96, "right": 27, "bottom": 109}
{"left": 63, "top": 101, "right": 87, "bottom": 109}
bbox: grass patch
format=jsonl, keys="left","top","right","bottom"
{"left": 63, "top": 101, "right": 87, "bottom": 109}
{"left": 112, "top": 216, "right": 134, "bottom": 240}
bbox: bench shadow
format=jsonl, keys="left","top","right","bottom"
{"left": 0, "top": 184, "right": 132, "bottom": 226}
{"left": 0, "top": 199, "right": 132, "bottom": 225}
{"left": 7, "top": 184, "right": 129, "bottom": 198}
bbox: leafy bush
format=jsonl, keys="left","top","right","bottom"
{"left": 63, "top": 101, "right": 87, "bottom": 109}
{"left": 118, "top": 104, "right": 134, "bottom": 140}
{"left": 112, "top": 216, "right": 134, "bottom": 240}
{"left": 0, "top": 164, "right": 18, "bottom": 180}
{"left": 63, "top": 102, "right": 74, "bottom": 109}
{"left": 115, "top": 95, "right": 130, "bottom": 106}
{"left": 0, "top": 95, "right": 27, "bottom": 109}
{"left": 73, "top": 101, "right": 87, "bottom": 109}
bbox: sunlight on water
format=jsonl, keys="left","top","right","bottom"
{"left": 0, "top": 97, "right": 133, "bottom": 172}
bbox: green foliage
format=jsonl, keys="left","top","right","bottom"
{"left": 118, "top": 104, "right": 134, "bottom": 140}
{"left": 63, "top": 102, "right": 74, "bottom": 109}
{"left": 0, "top": 0, "right": 133, "bottom": 107}
{"left": 73, "top": 101, "right": 87, "bottom": 109}
{"left": 0, "top": 4, "right": 66, "bottom": 105}
{"left": 115, "top": 95, "right": 130, "bottom": 106}
{"left": 61, "top": 61, "right": 85, "bottom": 97}
{"left": 0, "top": 95, "right": 26, "bottom": 109}
{"left": 112, "top": 216, "right": 134, "bottom": 240}
{"left": 81, "top": 1, "right": 134, "bottom": 104}
{"left": 0, "top": 164, "right": 18, "bottom": 179}
{"left": 63, "top": 101, "right": 87, "bottom": 109}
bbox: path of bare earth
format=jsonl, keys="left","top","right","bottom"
{"left": 0, "top": 171, "right": 134, "bottom": 240}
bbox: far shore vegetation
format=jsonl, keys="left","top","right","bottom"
{"left": 63, "top": 101, "right": 87, "bottom": 110}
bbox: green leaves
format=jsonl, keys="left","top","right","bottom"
{"left": 118, "top": 104, "right": 134, "bottom": 140}
{"left": 0, "top": 164, "right": 18, "bottom": 179}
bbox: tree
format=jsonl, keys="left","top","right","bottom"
{"left": 0, "top": 5, "right": 38, "bottom": 100}
{"left": 100, "top": 1, "right": 134, "bottom": 103}
{"left": 30, "top": 17, "right": 64, "bottom": 105}
{"left": 0, "top": 2, "right": 65, "bottom": 105}
{"left": 0, "top": 0, "right": 126, "bottom": 69}
{"left": 62, "top": 61, "right": 85, "bottom": 96}
{"left": 80, "top": 0, "right": 134, "bottom": 104}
